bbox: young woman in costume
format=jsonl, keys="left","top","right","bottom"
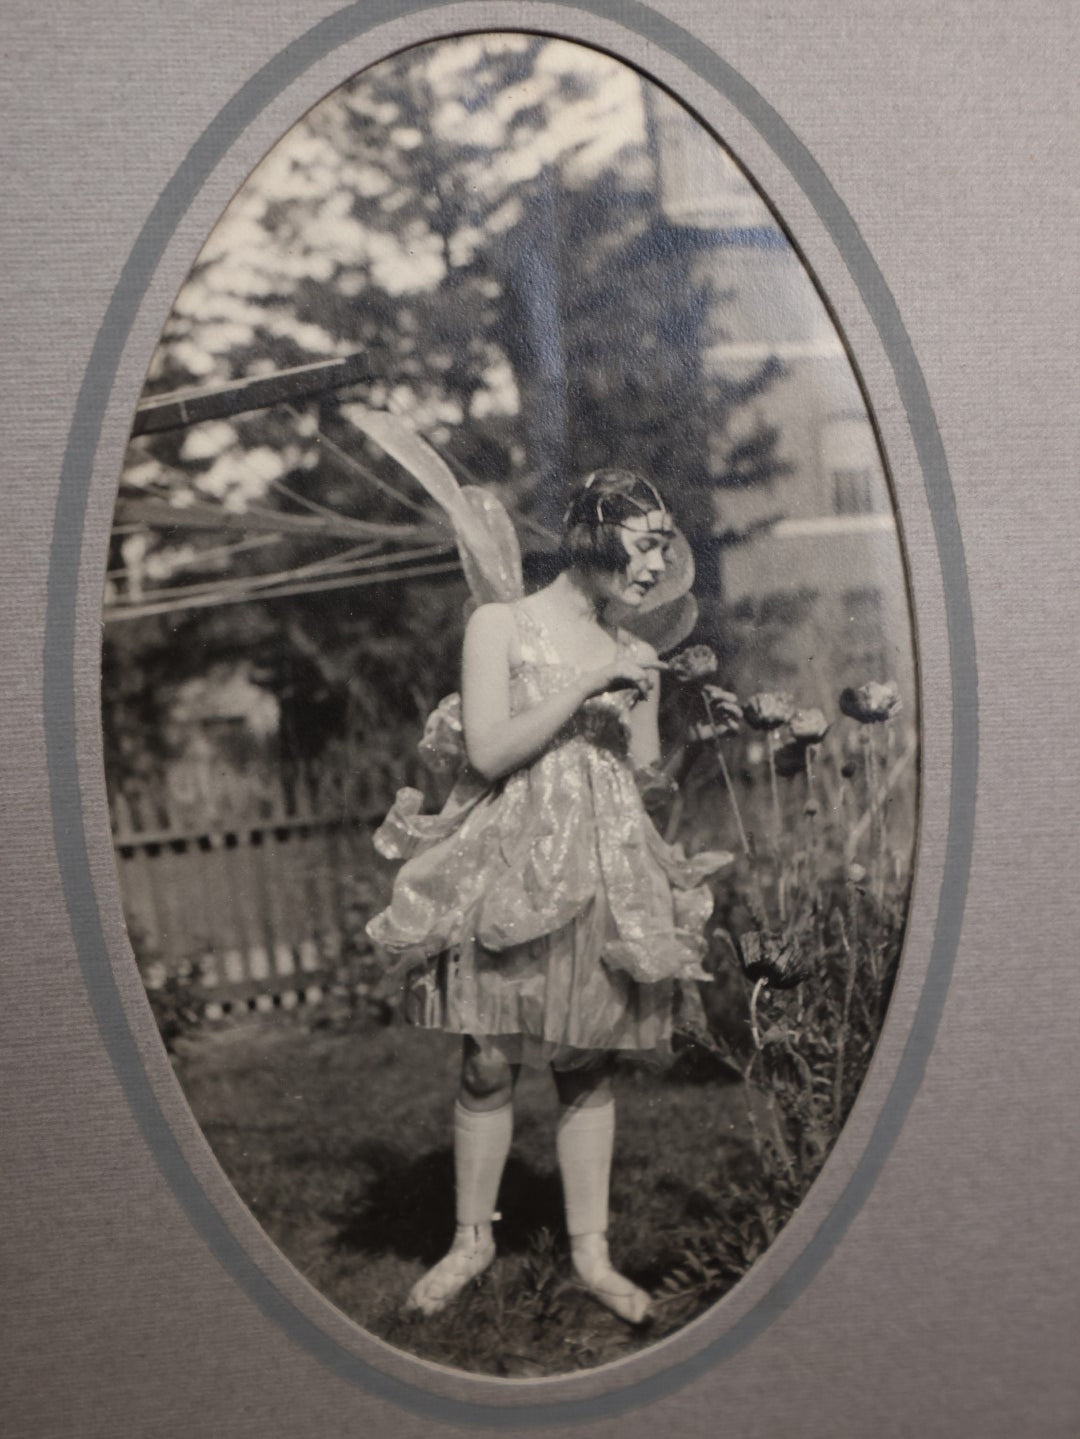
{"left": 368, "top": 467, "right": 727, "bottom": 1323}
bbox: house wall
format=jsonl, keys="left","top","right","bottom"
{"left": 652, "top": 95, "right": 916, "bottom": 709}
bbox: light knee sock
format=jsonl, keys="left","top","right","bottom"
{"left": 555, "top": 1096, "right": 616, "bottom": 1237}
{"left": 453, "top": 1099, "right": 513, "bottom": 1228}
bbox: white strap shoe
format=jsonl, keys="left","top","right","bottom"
{"left": 570, "top": 1232, "right": 652, "bottom": 1325}
{"left": 405, "top": 1223, "right": 496, "bottom": 1316}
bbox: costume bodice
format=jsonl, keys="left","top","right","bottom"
{"left": 368, "top": 598, "right": 732, "bottom": 987}
{"left": 508, "top": 603, "right": 637, "bottom": 758}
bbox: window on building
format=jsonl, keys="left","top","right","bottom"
{"left": 832, "top": 466, "right": 876, "bottom": 514}
{"left": 840, "top": 586, "right": 887, "bottom": 678}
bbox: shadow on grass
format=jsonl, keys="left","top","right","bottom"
{"left": 662, "top": 1041, "right": 746, "bottom": 1087}
{"left": 330, "top": 1145, "right": 564, "bottom": 1265}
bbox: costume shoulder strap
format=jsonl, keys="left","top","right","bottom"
{"left": 511, "top": 603, "right": 560, "bottom": 666}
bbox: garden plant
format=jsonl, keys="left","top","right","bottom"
{"left": 168, "top": 650, "right": 915, "bottom": 1373}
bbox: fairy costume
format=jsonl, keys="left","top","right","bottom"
{"left": 368, "top": 604, "right": 727, "bottom": 1066}
{"left": 361, "top": 414, "right": 731, "bottom": 1069}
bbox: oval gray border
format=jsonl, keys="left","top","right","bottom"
{"left": 44, "top": 0, "right": 977, "bottom": 1427}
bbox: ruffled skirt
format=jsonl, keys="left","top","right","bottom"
{"left": 367, "top": 691, "right": 732, "bottom": 1068}
{"left": 403, "top": 886, "right": 681, "bottom": 1069}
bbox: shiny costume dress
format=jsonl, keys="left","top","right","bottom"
{"left": 367, "top": 604, "right": 729, "bottom": 1069}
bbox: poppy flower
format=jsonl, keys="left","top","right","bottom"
{"left": 839, "top": 681, "right": 901, "bottom": 724}
{"left": 743, "top": 692, "right": 795, "bottom": 731}
{"left": 738, "top": 929, "right": 811, "bottom": 990}
{"left": 669, "top": 644, "right": 720, "bottom": 682}
{"left": 788, "top": 707, "right": 830, "bottom": 744}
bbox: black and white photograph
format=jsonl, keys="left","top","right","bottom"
{"left": 8, "top": 1, "right": 1080, "bottom": 1433}
{"left": 103, "top": 32, "right": 917, "bottom": 1377}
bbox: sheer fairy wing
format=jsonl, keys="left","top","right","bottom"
{"left": 352, "top": 410, "right": 523, "bottom": 605}
{"left": 459, "top": 487, "right": 523, "bottom": 604}
{"left": 617, "top": 528, "right": 699, "bottom": 653}
{"left": 350, "top": 409, "right": 691, "bottom": 644}
{"left": 622, "top": 591, "right": 700, "bottom": 654}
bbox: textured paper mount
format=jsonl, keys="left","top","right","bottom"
{"left": 4, "top": 3, "right": 1078, "bottom": 1437}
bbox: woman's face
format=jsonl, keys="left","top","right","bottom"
{"left": 599, "top": 511, "right": 672, "bottom": 607}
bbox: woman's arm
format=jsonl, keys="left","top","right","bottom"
{"left": 461, "top": 605, "right": 659, "bottom": 783}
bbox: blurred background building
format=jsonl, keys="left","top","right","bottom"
{"left": 652, "top": 97, "right": 913, "bottom": 706}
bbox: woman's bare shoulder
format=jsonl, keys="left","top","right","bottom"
{"left": 466, "top": 601, "right": 516, "bottom": 627}
{"left": 463, "top": 602, "right": 518, "bottom": 647}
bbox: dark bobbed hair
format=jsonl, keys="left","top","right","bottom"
{"left": 558, "top": 468, "right": 672, "bottom": 574}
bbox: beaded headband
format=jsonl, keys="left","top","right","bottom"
{"left": 565, "top": 473, "right": 674, "bottom": 534}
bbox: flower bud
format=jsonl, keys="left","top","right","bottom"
{"left": 774, "top": 740, "right": 807, "bottom": 778}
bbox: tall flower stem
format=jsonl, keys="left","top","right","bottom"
{"left": 714, "top": 748, "right": 751, "bottom": 858}
{"left": 748, "top": 976, "right": 766, "bottom": 1049}
{"left": 845, "top": 836, "right": 862, "bottom": 983}
{"left": 766, "top": 732, "right": 786, "bottom": 922}
{"left": 700, "top": 689, "right": 751, "bottom": 858}
{"left": 767, "top": 731, "right": 783, "bottom": 845}
{"left": 803, "top": 744, "right": 821, "bottom": 914}
{"left": 742, "top": 978, "right": 796, "bottom": 1184}
{"left": 862, "top": 727, "right": 876, "bottom": 844}
{"left": 834, "top": 906, "right": 858, "bottom": 1125}
{"left": 659, "top": 716, "right": 692, "bottom": 845}
{"left": 763, "top": 1090, "right": 797, "bottom": 1185}
{"left": 874, "top": 724, "right": 893, "bottom": 907}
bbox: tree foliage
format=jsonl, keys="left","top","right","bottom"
{"left": 105, "top": 35, "right": 792, "bottom": 791}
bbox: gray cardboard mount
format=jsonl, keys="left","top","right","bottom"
{"left": 3, "top": 2, "right": 1078, "bottom": 1435}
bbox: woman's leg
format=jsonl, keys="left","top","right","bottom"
{"left": 405, "top": 1038, "right": 517, "bottom": 1315}
{"left": 553, "top": 1059, "right": 651, "bottom": 1324}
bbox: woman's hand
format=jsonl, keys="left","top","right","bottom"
{"left": 462, "top": 607, "right": 666, "bottom": 782}
{"left": 462, "top": 604, "right": 628, "bottom": 782}
{"left": 580, "top": 648, "right": 666, "bottom": 704}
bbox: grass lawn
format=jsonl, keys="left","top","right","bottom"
{"left": 174, "top": 1011, "right": 756, "bottom": 1376}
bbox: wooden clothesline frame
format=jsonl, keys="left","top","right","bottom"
{"left": 109, "top": 354, "right": 471, "bottom": 620}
